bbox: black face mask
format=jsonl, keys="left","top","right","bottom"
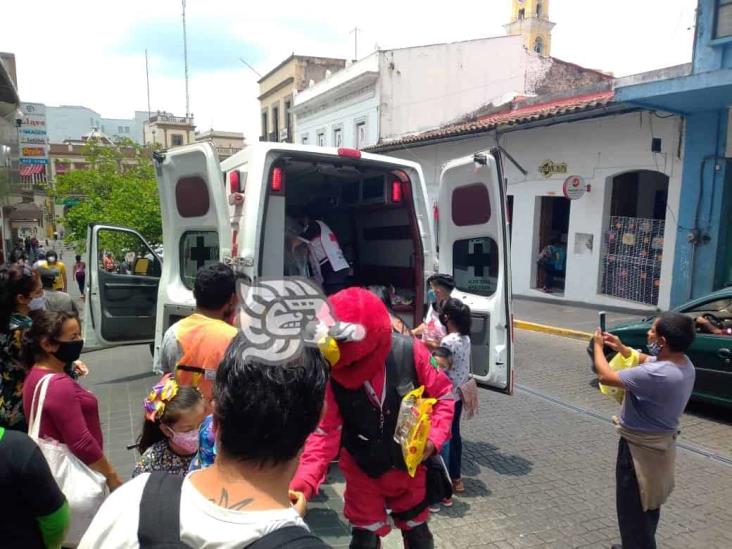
{"left": 53, "top": 340, "right": 84, "bottom": 363}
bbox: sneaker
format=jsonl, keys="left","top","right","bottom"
{"left": 452, "top": 479, "right": 465, "bottom": 493}
{"left": 441, "top": 497, "right": 453, "bottom": 507}
{"left": 428, "top": 503, "right": 441, "bottom": 513}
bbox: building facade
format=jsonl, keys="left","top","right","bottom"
{"left": 616, "top": 0, "right": 732, "bottom": 306}
{"left": 143, "top": 112, "right": 195, "bottom": 149}
{"left": 45, "top": 105, "right": 149, "bottom": 145}
{"left": 194, "top": 129, "right": 246, "bottom": 160}
{"left": 293, "top": 36, "right": 608, "bottom": 150}
{"left": 258, "top": 54, "right": 346, "bottom": 143}
{"left": 369, "top": 88, "right": 684, "bottom": 311}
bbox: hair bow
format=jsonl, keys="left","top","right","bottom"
{"left": 143, "top": 374, "right": 179, "bottom": 422}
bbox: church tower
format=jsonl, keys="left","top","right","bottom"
{"left": 504, "top": 0, "right": 555, "bottom": 57}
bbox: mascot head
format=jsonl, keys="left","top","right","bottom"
{"left": 329, "top": 287, "right": 392, "bottom": 389}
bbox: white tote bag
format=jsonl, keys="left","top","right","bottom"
{"left": 28, "top": 373, "right": 108, "bottom": 547}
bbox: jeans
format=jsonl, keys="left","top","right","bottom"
{"left": 440, "top": 399, "right": 463, "bottom": 481}
{"left": 539, "top": 264, "right": 563, "bottom": 288}
{"left": 616, "top": 437, "right": 661, "bottom": 549}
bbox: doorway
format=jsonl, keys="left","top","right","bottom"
{"left": 601, "top": 170, "right": 669, "bottom": 305}
{"left": 536, "top": 196, "right": 570, "bottom": 293}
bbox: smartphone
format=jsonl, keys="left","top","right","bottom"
{"left": 599, "top": 311, "right": 607, "bottom": 333}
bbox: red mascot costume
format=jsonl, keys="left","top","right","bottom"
{"left": 291, "top": 288, "right": 454, "bottom": 549}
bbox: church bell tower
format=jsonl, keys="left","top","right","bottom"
{"left": 504, "top": 0, "right": 555, "bottom": 57}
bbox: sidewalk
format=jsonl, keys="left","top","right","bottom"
{"left": 513, "top": 296, "right": 651, "bottom": 340}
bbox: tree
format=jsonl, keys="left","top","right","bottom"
{"left": 55, "top": 138, "right": 162, "bottom": 252}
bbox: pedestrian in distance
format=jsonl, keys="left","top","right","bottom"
{"left": 592, "top": 312, "right": 696, "bottom": 549}
{"left": 74, "top": 255, "right": 86, "bottom": 299}
{"left": 80, "top": 333, "right": 330, "bottom": 548}
{"left": 132, "top": 374, "right": 206, "bottom": 478}
{"left": 38, "top": 268, "right": 77, "bottom": 315}
{"left": 36, "top": 250, "right": 67, "bottom": 293}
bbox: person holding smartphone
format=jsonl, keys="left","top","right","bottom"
{"left": 592, "top": 312, "right": 696, "bottom": 549}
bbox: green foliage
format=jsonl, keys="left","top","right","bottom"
{"left": 55, "top": 138, "right": 162, "bottom": 251}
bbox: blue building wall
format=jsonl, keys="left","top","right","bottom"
{"left": 693, "top": 0, "right": 732, "bottom": 72}
{"left": 669, "top": 111, "right": 729, "bottom": 304}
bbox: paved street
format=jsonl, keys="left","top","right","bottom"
{"left": 74, "top": 296, "right": 732, "bottom": 549}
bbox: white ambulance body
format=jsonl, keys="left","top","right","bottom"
{"left": 82, "top": 143, "right": 514, "bottom": 392}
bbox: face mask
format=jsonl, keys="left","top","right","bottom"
{"left": 53, "top": 340, "right": 84, "bottom": 363}
{"left": 28, "top": 296, "right": 47, "bottom": 311}
{"left": 46, "top": 256, "right": 57, "bottom": 264}
{"left": 427, "top": 289, "right": 436, "bottom": 303}
{"left": 168, "top": 428, "right": 200, "bottom": 454}
{"left": 648, "top": 341, "right": 663, "bottom": 356}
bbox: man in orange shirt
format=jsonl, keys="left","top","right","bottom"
{"left": 156, "top": 263, "right": 238, "bottom": 402}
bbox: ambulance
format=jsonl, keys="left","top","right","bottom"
{"left": 81, "top": 142, "right": 514, "bottom": 393}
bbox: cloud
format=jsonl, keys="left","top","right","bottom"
{"left": 117, "top": 17, "right": 264, "bottom": 77}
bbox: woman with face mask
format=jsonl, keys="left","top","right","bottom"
{"left": 21, "top": 311, "right": 123, "bottom": 492}
{"left": 0, "top": 265, "right": 45, "bottom": 431}
{"left": 411, "top": 273, "right": 455, "bottom": 350}
{"left": 133, "top": 375, "right": 206, "bottom": 478}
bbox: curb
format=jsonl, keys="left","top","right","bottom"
{"left": 514, "top": 320, "right": 592, "bottom": 341}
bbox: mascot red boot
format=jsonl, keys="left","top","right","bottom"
{"left": 291, "top": 287, "right": 455, "bottom": 549}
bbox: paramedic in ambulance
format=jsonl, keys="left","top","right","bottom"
{"left": 299, "top": 214, "right": 350, "bottom": 295}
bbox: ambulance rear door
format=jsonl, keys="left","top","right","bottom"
{"left": 437, "top": 149, "right": 514, "bottom": 393}
{"left": 150, "top": 142, "right": 230, "bottom": 363}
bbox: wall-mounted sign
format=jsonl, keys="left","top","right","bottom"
{"left": 19, "top": 103, "right": 48, "bottom": 165}
{"left": 562, "top": 175, "right": 586, "bottom": 200}
{"left": 538, "top": 160, "right": 567, "bottom": 178}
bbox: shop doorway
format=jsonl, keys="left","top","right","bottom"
{"left": 535, "top": 196, "right": 570, "bottom": 293}
{"left": 601, "top": 170, "right": 669, "bottom": 305}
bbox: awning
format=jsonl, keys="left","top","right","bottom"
{"left": 19, "top": 164, "right": 45, "bottom": 177}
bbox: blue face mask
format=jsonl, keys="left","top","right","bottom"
{"left": 427, "top": 289, "right": 436, "bottom": 303}
{"left": 648, "top": 341, "right": 663, "bottom": 356}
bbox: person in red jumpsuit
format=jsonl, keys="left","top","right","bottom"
{"left": 291, "top": 287, "right": 454, "bottom": 549}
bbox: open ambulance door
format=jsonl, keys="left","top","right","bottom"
{"left": 437, "top": 150, "right": 514, "bottom": 393}
{"left": 82, "top": 223, "right": 162, "bottom": 352}
{"left": 151, "top": 143, "right": 230, "bottom": 364}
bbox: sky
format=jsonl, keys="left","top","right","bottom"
{"left": 2, "top": 0, "right": 697, "bottom": 141}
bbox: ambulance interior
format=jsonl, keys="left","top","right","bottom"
{"left": 260, "top": 156, "right": 424, "bottom": 327}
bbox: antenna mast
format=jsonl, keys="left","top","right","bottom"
{"left": 181, "top": 0, "right": 190, "bottom": 119}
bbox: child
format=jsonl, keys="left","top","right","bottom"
{"left": 437, "top": 298, "right": 472, "bottom": 506}
{"left": 431, "top": 346, "right": 453, "bottom": 372}
{"left": 132, "top": 374, "right": 206, "bottom": 477}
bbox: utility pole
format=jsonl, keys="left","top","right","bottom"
{"left": 145, "top": 49, "right": 152, "bottom": 145}
{"left": 181, "top": 0, "right": 190, "bottom": 120}
{"left": 349, "top": 26, "right": 360, "bottom": 61}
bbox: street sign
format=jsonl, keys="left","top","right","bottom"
{"left": 562, "top": 175, "right": 585, "bottom": 200}
{"left": 19, "top": 103, "right": 48, "bottom": 165}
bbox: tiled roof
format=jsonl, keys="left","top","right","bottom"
{"left": 366, "top": 90, "right": 615, "bottom": 151}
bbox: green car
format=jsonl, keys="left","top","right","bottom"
{"left": 609, "top": 288, "right": 732, "bottom": 408}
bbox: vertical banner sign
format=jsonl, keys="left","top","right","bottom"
{"left": 19, "top": 102, "right": 48, "bottom": 165}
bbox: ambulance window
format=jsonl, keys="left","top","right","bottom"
{"left": 180, "top": 230, "right": 220, "bottom": 289}
{"left": 176, "top": 177, "right": 210, "bottom": 218}
{"left": 452, "top": 184, "right": 490, "bottom": 226}
{"left": 453, "top": 237, "right": 499, "bottom": 297}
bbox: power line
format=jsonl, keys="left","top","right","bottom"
{"left": 239, "top": 57, "right": 262, "bottom": 78}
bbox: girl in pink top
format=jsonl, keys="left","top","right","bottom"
{"left": 22, "top": 311, "right": 122, "bottom": 492}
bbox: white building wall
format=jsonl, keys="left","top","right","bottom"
{"left": 295, "top": 87, "right": 379, "bottom": 148}
{"left": 379, "top": 35, "right": 529, "bottom": 140}
{"left": 385, "top": 111, "right": 684, "bottom": 311}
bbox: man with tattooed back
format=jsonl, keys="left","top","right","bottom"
{"left": 80, "top": 333, "right": 330, "bottom": 548}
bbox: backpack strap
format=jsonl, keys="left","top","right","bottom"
{"left": 246, "top": 525, "right": 328, "bottom": 549}
{"left": 387, "top": 333, "right": 417, "bottom": 397}
{"left": 138, "top": 472, "right": 186, "bottom": 548}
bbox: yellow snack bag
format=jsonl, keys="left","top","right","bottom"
{"left": 599, "top": 349, "right": 640, "bottom": 404}
{"left": 393, "top": 386, "right": 437, "bottom": 477}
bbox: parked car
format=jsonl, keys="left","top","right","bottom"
{"left": 607, "top": 288, "right": 732, "bottom": 407}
